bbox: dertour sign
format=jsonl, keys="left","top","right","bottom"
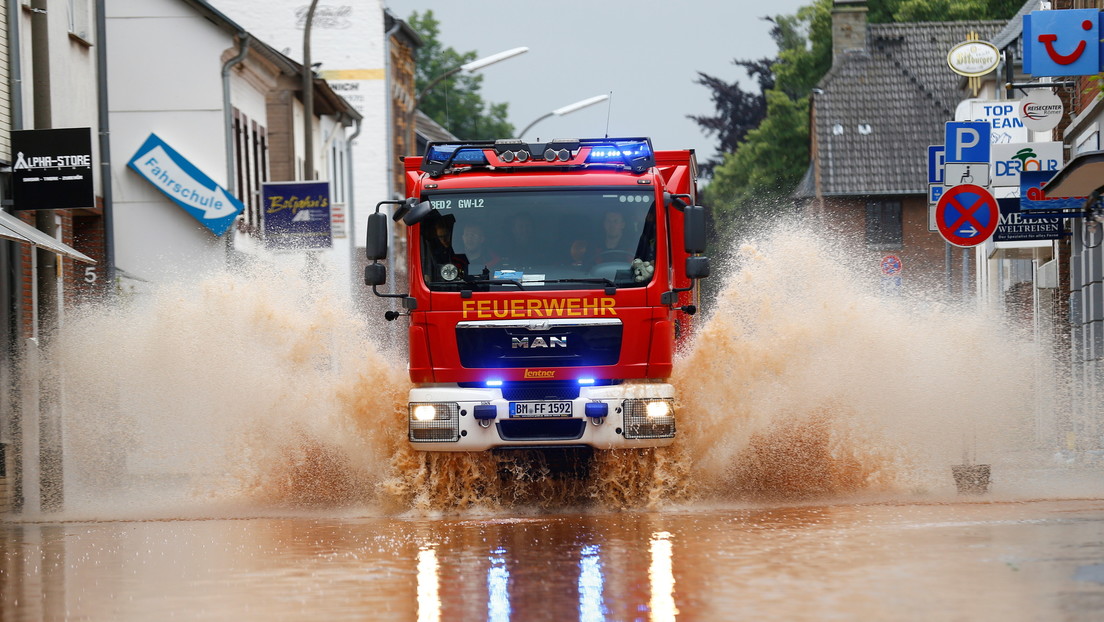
{"left": 947, "top": 40, "right": 1001, "bottom": 77}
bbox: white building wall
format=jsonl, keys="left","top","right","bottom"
{"left": 106, "top": 0, "right": 244, "bottom": 286}
{"left": 214, "top": 0, "right": 387, "bottom": 249}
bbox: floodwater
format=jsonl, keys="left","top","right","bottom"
{"left": 4, "top": 223, "right": 1103, "bottom": 619}
{"left": 4, "top": 498, "right": 1104, "bottom": 621}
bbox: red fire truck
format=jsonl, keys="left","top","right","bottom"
{"left": 365, "top": 137, "right": 709, "bottom": 455}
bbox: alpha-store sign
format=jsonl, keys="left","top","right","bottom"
{"left": 11, "top": 127, "right": 95, "bottom": 210}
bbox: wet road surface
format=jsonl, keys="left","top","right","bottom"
{"left": 3, "top": 497, "right": 1104, "bottom": 621}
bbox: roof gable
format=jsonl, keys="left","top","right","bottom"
{"left": 807, "top": 20, "right": 1005, "bottom": 197}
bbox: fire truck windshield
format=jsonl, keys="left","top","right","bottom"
{"left": 419, "top": 188, "right": 658, "bottom": 292}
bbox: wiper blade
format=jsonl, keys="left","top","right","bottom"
{"left": 460, "top": 278, "right": 526, "bottom": 290}
{"left": 541, "top": 278, "right": 617, "bottom": 288}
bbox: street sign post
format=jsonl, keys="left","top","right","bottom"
{"left": 935, "top": 183, "right": 1000, "bottom": 247}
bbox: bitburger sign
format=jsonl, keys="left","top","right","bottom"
{"left": 947, "top": 39, "right": 1000, "bottom": 77}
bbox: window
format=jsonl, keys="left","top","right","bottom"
{"left": 865, "top": 200, "right": 902, "bottom": 249}
{"left": 67, "top": 0, "right": 92, "bottom": 41}
{"left": 232, "top": 108, "right": 268, "bottom": 235}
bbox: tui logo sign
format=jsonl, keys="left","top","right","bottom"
{"left": 1023, "top": 9, "right": 1103, "bottom": 77}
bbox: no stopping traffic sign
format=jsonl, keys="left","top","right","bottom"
{"left": 935, "top": 184, "right": 999, "bottom": 247}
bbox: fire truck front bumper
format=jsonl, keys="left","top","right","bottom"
{"left": 405, "top": 383, "right": 676, "bottom": 451}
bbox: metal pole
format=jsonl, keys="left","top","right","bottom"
{"left": 302, "top": 0, "right": 319, "bottom": 181}
{"left": 95, "top": 0, "right": 116, "bottom": 292}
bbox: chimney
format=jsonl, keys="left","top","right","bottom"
{"left": 832, "top": 0, "right": 868, "bottom": 61}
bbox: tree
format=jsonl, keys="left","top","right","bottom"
{"left": 702, "top": 0, "right": 830, "bottom": 239}
{"left": 688, "top": 57, "right": 774, "bottom": 176}
{"left": 408, "top": 11, "right": 514, "bottom": 139}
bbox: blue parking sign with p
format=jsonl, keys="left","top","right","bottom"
{"left": 928, "top": 145, "right": 945, "bottom": 184}
{"left": 945, "top": 121, "right": 990, "bottom": 164}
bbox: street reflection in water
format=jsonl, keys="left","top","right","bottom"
{"left": 4, "top": 499, "right": 1104, "bottom": 621}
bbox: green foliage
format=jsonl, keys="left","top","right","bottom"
{"left": 772, "top": 0, "right": 833, "bottom": 100}
{"left": 704, "top": 1, "right": 826, "bottom": 241}
{"left": 408, "top": 11, "right": 514, "bottom": 139}
{"left": 891, "top": 0, "right": 1023, "bottom": 22}
{"left": 707, "top": 90, "right": 809, "bottom": 239}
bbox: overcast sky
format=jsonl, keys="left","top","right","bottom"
{"left": 384, "top": 0, "right": 812, "bottom": 166}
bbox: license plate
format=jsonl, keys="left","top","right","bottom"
{"left": 509, "top": 401, "right": 573, "bottom": 417}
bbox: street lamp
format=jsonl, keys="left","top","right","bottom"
{"left": 415, "top": 46, "right": 529, "bottom": 107}
{"left": 518, "top": 94, "right": 611, "bottom": 138}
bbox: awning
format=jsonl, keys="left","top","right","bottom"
{"left": 0, "top": 210, "right": 96, "bottom": 264}
{"left": 1041, "top": 150, "right": 1104, "bottom": 199}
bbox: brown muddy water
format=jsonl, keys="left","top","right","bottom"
{"left": 4, "top": 499, "right": 1104, "bottom": 621}
{"left": 4, "top": 226, "right": 1102, "bottom": 619}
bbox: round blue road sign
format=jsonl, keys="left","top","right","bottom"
{"left": 935, "top": 183, "right": 999, "bottom": 247}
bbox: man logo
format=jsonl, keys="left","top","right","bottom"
{"left": 511, "top": 336, "right": 567, "bottom": 348}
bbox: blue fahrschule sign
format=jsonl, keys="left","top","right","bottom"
{"left": 127, "top": 133, "right": 244, "bottom": 236}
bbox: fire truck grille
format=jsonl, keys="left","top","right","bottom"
{"left": 456, "top": 321, "right": 622, "bottom": 368}
{"left": 496, "top": 419, "right": 586, "bottom": 442}
{"left": 501, "top": 383, "right": 580, "bottom": 401}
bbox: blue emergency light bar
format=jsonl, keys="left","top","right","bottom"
{"left": 424, "top": 143, "right": 489, "bottom": 167}
{"left": 420, "top": 137, "right": 655, "bottom": 176}
{"left": 584, "top": 140, "right": 653, "bottom": 165}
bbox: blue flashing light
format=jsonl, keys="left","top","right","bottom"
{"left": 577, "top": 378, "right": 596, "bottom": 385}
{"left": 425, "top": 144, "right": 488, "bottom": 166}
{"left": 585, "top": 141, "right": 652, "bottom": 164}
{"left": 485, "top": 380, "right": 503, "bottom": 387}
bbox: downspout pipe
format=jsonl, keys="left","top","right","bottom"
{"left": 222, "top": 33, "right": 251, "bottom": 195}
{"left": 7, "top": 0, "right": 24, "bottom": 514}
{"left": 383, "top": 16, "right": 402, "bottom": 201}
{"left": 95, "top": 0, "right": 116, "bottom": 291}
{"left": 346, "top": 117, "right": 362, "bottom": 291}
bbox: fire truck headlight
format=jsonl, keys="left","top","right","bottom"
{"left": 409, "top": 402, "right": 460, "bottom": 443}
{"left": 645, "top": 400, "right": 671, "bottom": 418}
{"left": 413, "top": 405, "right": 438, "bottom": 422}
{"left": 622, "top": 398, "right": 675, "bottom": 440}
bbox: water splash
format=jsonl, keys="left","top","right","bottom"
{"left": 51, "top": 257, "right": 408, "bottom": 516}
{"left": 40, "top": 223, "right": 1062, "bottom": 517}
{"left": 675, "top": 224, "right": 1049, "bottom": 499}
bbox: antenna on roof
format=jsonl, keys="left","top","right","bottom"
{"left": 604, "top": 91, "right": 613, "bottom": 138}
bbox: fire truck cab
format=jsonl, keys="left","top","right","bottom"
{"left": 365, "top": 137, "right": 708, "bottom": 453}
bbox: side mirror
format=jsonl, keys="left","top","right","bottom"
{"left": 686, "top": 256, "right": 710, "bottom": 280}
{"left": 365, "top": 212, "right": 389, "bottom": 260}
{"left": 364, "top": 263, "right": 387, "bottom": 286}
{"left": 402, "top": 200, "right": 434, "bottom": 226}
{"left": 684, "top": 205, "right": 707, "bottom": 254}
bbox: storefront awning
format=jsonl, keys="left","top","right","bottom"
{"left": 0, "top": 210, "right": 96, "bottom": 264}
{"left": 1041, "top": 150, "right": 1104, "bottom": 199}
